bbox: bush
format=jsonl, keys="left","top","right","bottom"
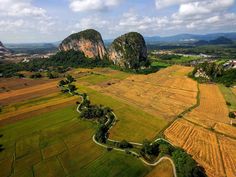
{"left": 226, "top": 101, "right": 231, "bottom": 106}
{"left": 117, "top": 140, "right": 133, "bottom": 149}
{"left": 30, "top": 73, "right": 42, "bottom": 79}
{"left": 172, "top": 149, "right": 207, "bottom": 177}
{"left": 229, "top": 112, "right": 236, "bottom": 118}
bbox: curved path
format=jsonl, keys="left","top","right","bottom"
{"left": 76, "top": 94, "right": 177, "bottom": 177}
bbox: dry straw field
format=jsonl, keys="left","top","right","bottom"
{"left": 185, "top": 84, "right": 229, "bottom": 128}
{"left": 165, "top": 82, "right": 236, "bottom": 177}
{"left": 94, "top": 65, "right": 198, "bottom": 121}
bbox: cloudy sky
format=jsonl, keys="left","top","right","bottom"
{"left": 0, "top": 0, "right": 236, "bottom": 43}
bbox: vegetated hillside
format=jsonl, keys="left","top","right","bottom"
{"left": 59, "top": 29, "right": 107, "bottom": 59}
{"left": 109, "top": 32, "right": 149, "bottom": 69}
{"left": 191, "top": 62, "right": 236, "bottom": 86}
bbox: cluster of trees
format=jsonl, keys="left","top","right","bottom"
{"left": 47, "top": 71, "right": 59, "bottom": 79}
{"left": 78, "top": 93, "right": 114, "bottom": 144}
{"left": 30, "top": 72, "right": 42, "bottom": 79}
{"left": 192, "top": 62, "right": 236, "bottom": 86}
{"left": 58, "top": 75, "right": 77, "bottom": 94}
{"left": 0, "top": 50, "right": 111, "bottom": 78}
{"left": 110, "top": 140, "right": 133, "bottom": 149}
{"left": 140, "top": 140, "right": 206, "bottom": 177}
{"left": 158, "top": 54, "right": 182, "bottom": 60}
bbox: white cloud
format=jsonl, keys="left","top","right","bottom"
{"left": 155, "top": 0, "right": 234, "bottom": 11}
{"left": 178, "top": 0, "right": 234, "bottom": 17}
{"left": 155, "top": 0, "right": 195, "bottom": 9}
{"left": 69, "top": 0, "right": 123, "bottom": 12}
{"left": 0, "top": 0, "right": 47, "bottom": 17}
{"left": 0, "top": 19, "right": 25, "bottom": 31}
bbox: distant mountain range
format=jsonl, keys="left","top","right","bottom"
{"left": 143, "top": 32, "right": 236, "bottom": 44}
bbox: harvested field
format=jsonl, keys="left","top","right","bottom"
{"left": 0, "top": 78, "right": 54, "bottom": 92}
{"left": 0, "top": 81, "right": 59, "bottom": 105}
{"left": 93, "top": 65, "right": 197, "bottom": 121}
{"left": 145, "top": 159, "right": 174, "bottom": 177}
{"left": 214, "top": 123, "right": 236, "bottom": 138}
{"left": 164, "top": 119, "right": 194, "bottom": 147}
{"left": 165, "top": 119, "right": 225, "bottom": 177}
{"left": 185, "top": 84, "right": 229, "bottom": 128}
{"left": 218, "top": 136, "right": 236, "bottom": 177}
{"left": 77, "top": 85, "right": 167, "bottom": 142}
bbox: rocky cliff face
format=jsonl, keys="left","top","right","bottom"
{"left": 59, "top": 29, "right": 107, "bottom": 59}
{"left": 109, "top": 32, "right": 148, "bottom": 69}
{"left": 0, "top": 41, "right": 10, "bottom": 55}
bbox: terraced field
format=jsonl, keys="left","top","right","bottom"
{"left": 93, "top": 65, "right": 198, "bottom": 121}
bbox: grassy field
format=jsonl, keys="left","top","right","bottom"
{"left": 76, "top": 84, "right": 167, "bottom": 142}
{"left": 0, "top": 105, "right": 151, "bottom": 177}
{"left": 218, "top": 84, "right": 236, "bottom": 111}
{"left": 145, "top": 159, "right": 174, "bottom": 177}
{"left": 151, "top": 61, "right": 170, "bottom": 68}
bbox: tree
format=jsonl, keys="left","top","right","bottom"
{"left": 229, "top": 112, "right": 236, "bottom": 125}
{"left": 68, "top": 84, "right": 77, "bottom": 93}
{"left": 171, "top": 149, "right": 206, "bottom": 177}
{"left": 30, "top": 73, "right": 42, "bottom": 79}
{"left": 118, "top": 140, "right": 133, "bottom": 149}
{"left": 58, "top": 80, "right": 66, "bottom": 87}
{"left": 141, "top": 139, "right": 159, "bottom": 156}
{"left": 95, "top": 124, "right": 108, "bottom": 143}
{"left": 66, "top": 74, "right": 76, "bottom": 83}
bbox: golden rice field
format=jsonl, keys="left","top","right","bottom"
{"left": 93, "top": 65, "right": 198, "bottom": 121}
{"left": 185, "top": 84, "right": 229, "bottom": 128}
{"left": 218, "top": 136, "right": 236, "bottom": 177}
{"left": 165, "top": 83, "right": 236, "bottom": 177}
{"left": 165, "top": 119, "right": 225, "bottom": 177}
{"left": 214, "top": 122, "right": 236, "bottom": 138}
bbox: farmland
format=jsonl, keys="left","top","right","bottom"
{"left": 185, "top": 84, "right": 229, "bottom": 128}
{"left": 93, "top": 65, "right": 198, "bottom": 121}
{"left": 218, "top": 84, "right": 236, "bottom": 111}
{"left": 145, "top": 160, "right": 174, "bottom": 177}
{"left": 1, "top": 65, "right": 235, "bottom": 177}
{"left": 0, "top": 105, "right": 151, "bottom": 177}
{"left": 165, "top": 82, "right": 236, "bottom": 177}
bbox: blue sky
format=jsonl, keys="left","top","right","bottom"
{"left": 0, "top": 0, "right": 236, "bottom": 43}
